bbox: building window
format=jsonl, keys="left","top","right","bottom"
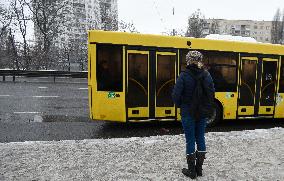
{"left": 266, "top": 26, "right": 270, "bottom": 30}
{"left": 254, "top": 25, "right": 258, "bottom": 29}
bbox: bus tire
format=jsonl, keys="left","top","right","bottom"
{"left": 206, "top": 101, "right": 222, "bottom": 127}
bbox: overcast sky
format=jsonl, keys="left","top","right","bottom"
{"left": 2, "top": 0, "right": 284, "bottom": 41}
{"left": 118, "top": 0, "right": 284, "bottom": 34}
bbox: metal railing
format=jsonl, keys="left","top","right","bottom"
{"left": 0, "top": 70, "right": 88, "bottom": 82}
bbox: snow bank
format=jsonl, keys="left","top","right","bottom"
{"left": 205, "top": 34, "right": 258, "bottom": 43}
{"left": 0, "top": 128, "right": 283, "bottom": 180}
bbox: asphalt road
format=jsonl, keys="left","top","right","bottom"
{"left": 0, "top": 76, "right": 88, "bottom": 121}
{"left": 0, "top": 76, "right": 284, "bottom": 143}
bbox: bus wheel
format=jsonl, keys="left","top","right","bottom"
{"left": 206, "top": 103, "right": 222, "bottom": 127}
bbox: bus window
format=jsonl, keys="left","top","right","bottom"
{"left": 181, "top": 50, "right": 237, "bottom": 92}
{"left": 203, "top": 51, "right": 237, "bottom": 92}
{"left": 279, "top": 57, "right": 284, "bottom": 93}
{"left": 260, "top": 61, "right": 278, "bottom": 106}
{"left": 180, "top": 49, "right": 189, "bottom": 71}
{"left": 96, "top": 44, "right": 123, "bottom": 91}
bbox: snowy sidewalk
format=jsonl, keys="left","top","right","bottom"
{"left": 0, "top": 128, "right": 283, "bottom": 181}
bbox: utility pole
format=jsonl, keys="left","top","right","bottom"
{"left": 172, "top": 6, "right": 175, "bottom": 36}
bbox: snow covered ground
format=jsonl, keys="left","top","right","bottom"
{"left": 0, "top": 128, "right": 283, "bottom": 181}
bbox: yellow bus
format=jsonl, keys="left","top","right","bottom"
{"left": 88, "top": 30, "right": 284, "bottom": 126}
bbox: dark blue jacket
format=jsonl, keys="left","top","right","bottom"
{"left": 172, "top": 65, "right": 215, "bottom": 117}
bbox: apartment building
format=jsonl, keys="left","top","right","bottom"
{"left": 203, "top": 19, "right": 272, "bottom": 43}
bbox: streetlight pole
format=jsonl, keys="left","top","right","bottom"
{"left": 172, "top": 6, "right": 175, "bottom": 36}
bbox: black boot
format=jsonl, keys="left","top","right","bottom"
{"left": 182, "top": 153, "right": 197, "bottom": 179}
{"left": 196, "top": 151, "right": 206, "bottom": 176}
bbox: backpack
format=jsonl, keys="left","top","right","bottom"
{"left": 187, "top": 70, "right": 215, "bottom": 120}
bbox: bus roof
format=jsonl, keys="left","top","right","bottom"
{"left": 88, "top": 30, "right": 284, "bottom": 56}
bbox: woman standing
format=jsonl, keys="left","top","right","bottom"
{"left": 172, "top": 51, "right": 215, "bottom": 179}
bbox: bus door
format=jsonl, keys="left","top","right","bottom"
{"left": 275, "top": 57, "right": 284, "bottom": 118}
{"left": 258, "top": 58, "right": 278, "bottom": 115}
{"left": 127, "top": 50, "right": 150, "bottom": 119}
{"left": 155, "top": 52, "right": 177, "bottom": 119}
{"left": 238, "top": 57, "right": 279, "bottom": 117}
{"left": 126, "top": 50, "right": 177, "bottom": 121}
{"left": 238, "top": 57, "right": 258, "bottom": 116}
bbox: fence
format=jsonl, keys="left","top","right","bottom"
{"left": 0, "top": 70, "right": 88, "bottom": 82}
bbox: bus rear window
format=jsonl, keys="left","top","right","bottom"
{"left": 279, "top": 57, "right": 284, "bottom": 93}
{"left": 96, "top": 44, "right": 123, "bottom": 91}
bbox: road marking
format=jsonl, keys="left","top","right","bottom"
{"left": 57, "top": 81, "right": 88, "bottom": 84}
{"left": 14, "top": 112, "right": 41, "bottom": 114}
{"left": 0, "top": 95, "right": 10, "bottom": 97}
{"left": 33, "top": 96, "right": 59, "bottom": 98}
{"left": 38, "top": 87, "right": 48, "bottom": 89}
{"left": 78, "top": 88, "right": 88, "bottom": 90}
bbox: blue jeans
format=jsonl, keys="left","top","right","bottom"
{"left": 181, "top": 115, "right": 207, "bottom": 154}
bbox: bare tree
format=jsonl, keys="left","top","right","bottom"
{"left": 185, "top": 9, "right": 206, "bottom": 38}
{"left": 60, "top": 39, "right": 76, "bottom": 71}
{"left": 0, "top": 4, "right": 13, "bottom": 38}
{"left": 100, "top": 0, "right": 118, "bottom": 31}
{"left": 11, "top": 0, "right": 33, "bottom": 70}
{"left": 271, "top": 8, "right": 283, "bottom": 44}
{"left": 8, "top": 28, "right": 21, "bottom": 69}
{"left": 162, "top": 29, "right": 185, "bottom": 36}
{"left": 0, "top": 3, "right": 15, "bottom": 69}
{"left": 26, "top": 0, "right": 68, "bottom": 69}
{"left": 118, "top": 20, "right": 139, "bottom": 33}
{"left": 56, "top": 39, "right": 87, "bottom": 71}
{"left": 74, "top": 43, "right": 87, "bottom": 71}
{"left": 0, "top": 29, "right": 12, "bottom": 69}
